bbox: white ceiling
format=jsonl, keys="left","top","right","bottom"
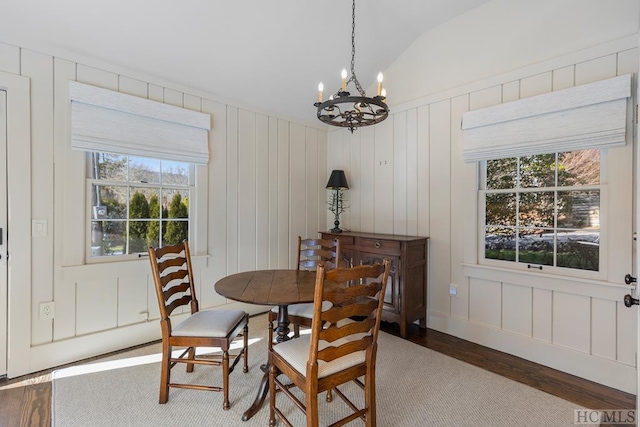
{"left": 1, "top": 0, "right": 490, "bottom": 125}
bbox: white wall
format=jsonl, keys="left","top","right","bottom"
{"left": 0, "top": 42, "right": 328, "bottom": 377}
{"left": 384, "top": 0, "right": 640, "bottom": 108}
{"left": 328, "top": 0, "right": 640, "bottom": 393}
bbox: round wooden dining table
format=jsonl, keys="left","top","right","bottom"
{"left": 214, "top": 269, "right": 335, "bottom": 421}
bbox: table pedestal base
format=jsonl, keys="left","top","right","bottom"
{"left": 242, "top": 306, "right": 290, "bottom": 421}
{"left": 242, "top": 363, "right": 270, "bottom": 421}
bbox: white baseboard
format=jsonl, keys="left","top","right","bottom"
{"left": 428, "top": 310, "right": 636, "bottom": 394}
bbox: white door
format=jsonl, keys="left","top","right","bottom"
{"left": 636, "top": 33, "right": 640, "bottom": 413}
{"left": 0, "top": 90, "right": 7, "bottom": 378}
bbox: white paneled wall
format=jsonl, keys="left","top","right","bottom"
{"left": 0, "top": 19, "right": 637, "bottom": 398}
{"left": 0, "top": 41, "right": 328, "bottom": 377}
{"left": 428, "top": 100, "right": 452, "bottom": 317}
{"left": 327, "top": 40, "right": 639, "bottom": 393}
{"left": 502, "top": 283, "right": 532, "bottom": 336}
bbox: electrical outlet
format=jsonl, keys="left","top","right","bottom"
{"left": 449, "top": 285, "right": 458, "bottom": 297}
{"left": 39, "top": 301, "right": 55, "bottom": 320}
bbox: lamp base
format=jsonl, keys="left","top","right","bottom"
{"left": 330, "top": 215, "right": 342, "bottom": 233}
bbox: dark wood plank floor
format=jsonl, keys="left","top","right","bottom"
{"left": 0, "top": 318, "right": 635, "bottom": 427}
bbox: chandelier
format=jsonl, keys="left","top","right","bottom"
{"left": 314, "top": 0, "right": 389, "bottom": 133}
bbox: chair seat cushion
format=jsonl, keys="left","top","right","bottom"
{"left": 173, "top": 309, "right": 246, "bottom": 337}
{"left": 270, "top": 301, "right": 332, "bottom": 318}
{"left": 273, "top": 334, "right": 365, "bottom": 379}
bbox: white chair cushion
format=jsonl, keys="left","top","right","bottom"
{"left": 270, "top": 301, "right": 332, "bottom": 318}
{"left": 172, "top": 309, "right": 246, "bottom": 337}
{"left": 273, "top": 334, "right": 366, "bottom": 379}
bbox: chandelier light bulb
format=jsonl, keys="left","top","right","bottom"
{"left": 318, "top": 82, "right": 323, "bottom": 102}
{"left": 377, "top": 72, "right": 384, "bottom": 96}
{"left": 341, "top": 68, "right": 348, "bottom": 91}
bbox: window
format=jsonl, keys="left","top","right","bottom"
{"left": 482, "top": 149, "right": 601, "bottom": 273}
{"left": 87, "top": 152, "right": 193, "bottom": 259}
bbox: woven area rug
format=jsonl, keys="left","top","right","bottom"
{"left": 52, "top": 314, "right": 588, "bottom": 426}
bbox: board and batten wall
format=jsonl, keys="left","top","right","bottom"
{"left": 0, "top": 41, "right": 328, "bottom": 377}
{"left": 328, "top": 37, "right": 639, "bottom": 393}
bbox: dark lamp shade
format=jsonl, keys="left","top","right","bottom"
{"left": 326, "top": 170, "right": 349, "bottom": 189}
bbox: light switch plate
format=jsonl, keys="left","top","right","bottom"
{"left": 32, "top": 219, "right": 48, "bottom": 237}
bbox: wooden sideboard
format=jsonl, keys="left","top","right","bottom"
{"left": 320, "top": 231, "right": 428, "bottom": 338}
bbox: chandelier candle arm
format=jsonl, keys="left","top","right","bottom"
{"left": 313, "top": 0, "right": 389, "bottom": 133}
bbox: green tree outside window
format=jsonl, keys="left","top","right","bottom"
{"left": 164, "top": 193, "right": 188, "bottom": 245}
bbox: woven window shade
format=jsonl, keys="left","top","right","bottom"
{"left": 69, "top": 81, "right": 211, "bottom": 164}
{"left": 461, "top": 74, "right": 631, "bottom": 162}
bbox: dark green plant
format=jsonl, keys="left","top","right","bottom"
{"left": 164, "top": 193, "right": 188, "bottom": 245}
{"left": 129, "top": 192, "right": 149, "bottom": 253}
{"left": 146, "top": 194, "right": 159, "bottom": 248}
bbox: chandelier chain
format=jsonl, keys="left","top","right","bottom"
{"left": 350, "top": 0, "right": 365, "bottom": 96}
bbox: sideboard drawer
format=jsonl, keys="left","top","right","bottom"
{"left": 357, "top": 237, "right": 400, "bottom": 255}
{"left": 333, "top": 235, "right": 355, "bottom": 247}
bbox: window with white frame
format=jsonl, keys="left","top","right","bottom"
{"left": 481, "top": 149, "right": 602, "bottom": 273}
{"left": 462, "top": 74, "right": 631, "bottom": 279}
{"left": 88, "top": 152, "right": 193, "bottom": 258}
{"left": 69, "top": 80, "right": 211, "bottom": 262}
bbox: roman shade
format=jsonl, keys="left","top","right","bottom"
{"left": 69, "top": 81, "right": 211, "bottom": 164}
{"left": 461, "top": 74, "right": 631, "bottom": 162}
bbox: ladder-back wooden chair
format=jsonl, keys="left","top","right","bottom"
{"left": 268, "top": 258, "right": 391, "bottom": 427}
{"left": 148, "top": 240, "right": 249, "bottom": 410}
{"left": 268, "top": 236, "right": 340, "bottom": 340}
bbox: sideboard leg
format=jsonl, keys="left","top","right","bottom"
{"left": 420, "top": 316, "right": 427, "bottom": 329}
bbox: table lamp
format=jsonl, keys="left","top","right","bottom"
{"left": 326, "top": 170, "right": 349, "bottom": 233}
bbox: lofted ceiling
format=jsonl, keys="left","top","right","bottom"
{"left": 1, "top": 0, "right": 490, "bottom": 125}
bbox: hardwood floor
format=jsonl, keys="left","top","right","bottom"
{"left": 0, "top": 318, "right": 635, "bottom": 427}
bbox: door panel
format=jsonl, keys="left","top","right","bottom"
{"left": 0, "top": 90, "right": 7, "bottom": 378}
